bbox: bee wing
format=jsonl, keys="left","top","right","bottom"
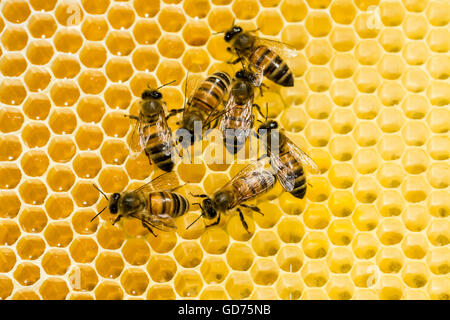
{"left": 132, "top": 171, "right": 180, "bottom": 193}
{"left": 223, "top": 160, "right": 275, "bottom": 191}
{"left": 285, "top": 138, "right": 320, "bottom": 175}
{"left": 254, "top": 37, "right": 299, "bottom": 59}
{"left": 183, "top": 73, "right": 205, "bottom": 114}
{"left": 142, "top": 213, "right": 177, "bottom": 232}
{"left": 270, "top": 153, "right": 296, "bottom": 192}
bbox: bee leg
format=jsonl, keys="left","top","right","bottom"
{"left": 227, "top": 57, "right": 242, "bottom": 65}
{"left": 168, "top": 183, "right": 186, "bottom": 192}
{"left": 141, "top": 220, "right": 157, "bottom": 237}
{"left": 189, "top": 193, "right": 208, "bottom": 198}
{"left": 237, "top": 208, "right": 250, "bottom": 234}
{"left": 125, "top": 114, "right": 140, "bottom": 121}
{"left": 240, "top": 204, "right": 264, "bottom": 216}
{"left": 257, "top": 154, "right": 269, "bottom": 161}
{"left": 205, "top": 212, "right": 221, "bottom": 228}
{"left": 112, "top": 215, "right": 122, "bottom": 225}
{"left": 254, "top": 104, "right": 264, "bottom": 118}
{"left": 166, "top": 108, "right": 184, "bottom": 120}
{"left": 144, "top": 150, "right": 153, "bottom": 165}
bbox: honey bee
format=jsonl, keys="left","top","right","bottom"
{"left": 257, "top": 117, "right": 320, "bottom": 199}
{"left": 177, "top": 72, "right": 232, "bottom": 146}
{"left": 127, "top": 81, "right": 178, "bottom": 172}
{"left": 218, "top": 68, "right": 265, "bottom": 154}
{"left": 188, "top": 161, "right": 276, "bottom": 233}
{"left": 224, "top": 24, "right": 297, "bottom": 87}
{"left": 91, "top": 172, "right": 188, "bottom": 237}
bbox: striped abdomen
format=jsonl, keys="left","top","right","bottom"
{"left": 278, "top": 144, "right": 307, "bottom": 199}
{"left": 147, "top": 192, "right": 189, "bottom": 218}
{"left": 231, "top": 170, "right": 275, "bottom": 206}
{"left": 221, "top": 102, "right": 254, "bottom": 154}
{"left": 189, "top": 72, "right": 231, "bottom": 121}
{"left": 141, "top": 115, "right": 175, "bottom": 172}
{"left": 249, "top": 45, "right": 294, "bottom": 87}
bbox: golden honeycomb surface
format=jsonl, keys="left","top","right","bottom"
{"left": 0, "top": 0, "right": 449, "bottom": 300}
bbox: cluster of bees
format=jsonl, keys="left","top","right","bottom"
{"left": 92, "top": 23, "right": 319, "bottom": 235}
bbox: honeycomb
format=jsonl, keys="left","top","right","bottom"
{"left": 0, "top": 0, "right": 449, "bottom": 300}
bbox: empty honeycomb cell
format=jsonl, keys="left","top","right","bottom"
{"left": 28, "top": 14, "right": 58, "bottom": 39}
{"left": 427, "top": 163, "right": 449, "bottom": 189}
{"left": 306, "top": 0, "right": 331, "bottom": 8}
{"left": 328, "top": 247, "right": 354, "bottom": 274}
{"left": 250, "top": 259, "right": 279, "bottom": 285}
{"left": 77, "top": 97, "right": 105, "bottom": 123}
{"left": 403, "top": 68, "right": 429, "bottom": 93}
{"left": 380, "top": 29, "right": 405, "bottom": 53}
{"left": 354, "top": 149, "right": 380, "bottom": 174}
{"left": 302, "top": 288, "right": 328, "bottom": 299}
{"left": 130, "top": 73, "right": 158, "bottom": 98}
{"left": 328, "top": 191, "right": 355, "bottom": 218}
{"left": 176, "top": 162, "right": 207, "bottom": 183}
{"left": 427, "top": 108, "right": 449, "bottom": 133}
{"left": 328, "top": 219, "right": 355, "bottom": 246}
{"left": 13, "top": 262, "right": 40, "bottom": 286}
{"left": 302, "top": 204, "right": 330, "bottom": 230}
{"left": 131, "top": 47, "right": 159, "bottom": 72}
{"left": 306, "top": 40, "right": 332, "bottom": 66}
{"left": 354, "top": 176, "right": 380, "bottom": 203}
{"left": 120, "top": 239, "right": 150, "bottom": 266}
{"left": 147, "top": 255, "right": 177, "bottom": 283}
{"left": 2, "top": 0, "right": 30, "bottom": 23}
{"left": 330, "top": 81, "right": 357, "bottom": 106}
{"left": 105, "top": 85, "right": 132, "bottom": 110}
{"left": 107, "top": 4, "right": 135, "bottom": 30}
{"left": 353, "top": 96, "right": 380, "bottom": 120}
{"left": 302, "top": 232, "right": 329, "bottom": 259}
{"left": 377, "top": 108, "right": 405, "bottom": 133}
{"left": 19, "top": 207, "right": 47, "bottom": 233}
{"left": 428, "top": 81, "right": 450, "bottom": 106}
{"left": 19, "top": 179, "right": 48, "bottom": 205}
{"left": 427, "top": 1, "right": 450, "bottom": 26}
{"left": 378, "top": 135, "right": 405, "bottom": 161}
{"left": 100, "top": 113, "right": 129, "bottom": 139}
{"left": 0, "top": 247, "right": 16, "bottom": 272}
{"left": 68, "top": 265, "right": 98, "bottom": 292}
{"left": 105, "top": 58, "right": 134, "bottom": 83}
{"left": 276, "top": 246, "right": 304, "bottom": 273}
{"left": 69, "top": 237, "right": 97, "bottom": 263}
{"left": 276, "top": 274, "right": 303, "bottom": 300}
{"left": 401, "top": 148, "right": 429, "bottom": 174}
{"left": 402, "top": 95, "right": 428, "bottom": 119}
{"left": 147, "top": 284, "right": 177, "bottom": 300}
{"left": 125, "top": 154, "right": 153, "bottom": 180}
{"left": 353, "top": 233, "right": 379, "bottom": 259}
{"left": 15, "top": 235, "right": 45, "bottom": 260}
{"left": 427, "top": 28, "right": 449, "bottom": 53}
{"left": 182, "top": 48, "right": 210, "bottom": 73}
{"left": 377, "top": 247, "right": 405, "bottom": 273}
{"left": 305, "top": 120, "right": 331, "bottom": 147}
{"left": 0, "top": 276, "right": 13, "bottom": 300}
{"left": 42, "top": 249, "right": 70, "bottom": 276}
{"left": 29, "top": 0, "right": 57, "bottom": 11}
{"left": 0, "top": 53, "right": 27, "bottom": 77}
{"left": 352, "top": 205, "right": 381, "bottom": 232}
{"left": 377, "top": 218, "right": 405, "bottom": 246}
{"left": 428, "top": 56, "right": 450, "bottom": 80}
{"left": 25, "top": 40, "right": 54, "bottom": 66}
{"left": 1, "top": 26, "right": 28, "bottom": 51}
{"left": 330, "top": 0, "right": 356, "bottom": 24}
{"left": 181, "top": 21, "right": 210, "bottom": 47}
{"left": 23, "top": 67, "right": 51, "bottom": 92}
{"left": 251, "top": 202, "right": 281, "bottom": 229}
{"left": 78, "top": 70, "right": 107, "bottom": 94}
{"left": 305, "top": 67, "right": 332, "bottom": 92}
{"left": 198, "top": 228, "right": 229, "bottom": 254}
{"left": 226, "top": 243, "right": 254, "bottom": 271}
{"left": 403, "top": 15, "right": 429, "bottom": 40}
{"left": 44, "top": 221, "right": 73, "bottom": 248}
{"left": 427, "top": 247, "right": 450, "bottom": 275}
{"left": 377, "top": 190, "right": 404, "bottom": 217}
{"left": 402, "top": 233, "right": 429, "bottom": 260}
{"left": 207, "top": 8, "right": 233, "bottom": 33}
{"left": 232, "top": 0, "right": 260, "bottom": 19}
{"left": 428, "top": 190, "right": 449, "bottom": 218}
{"left": 256, "top": 11, "right": 283, "bottom": 36}
{"left": 302, "top": 260, "right": 329, "bottom": 287}
{"left": 12, "top": 290, "right": 40, "bottom": 300}
{"left": 202, "top": 172, "right": 229, "bottom": 195}
{"left": 225, "top": 272, "right": 253, "bottom": 299}
{"left": 427, "top": 220, "right": 450, "bottom": 247}
{"left": 278, "top": 217, "right": 305, "bottom": 243}
{"left": 227, "top": 213, "right": 256, "bottom": 240}
{"left": 96, "top": 223, "right": 125, "bottom": 251}
{"left": 326, "top": 275, "right": 354, "bottom": 300}
{"left": 401, "top": 175, "right": 431, "bottom": 203}
{"left": 354, "top": 67, "right": 381, "bottom": 93}
{"left": 0, "top": 163, "right": 22, "bottom": 189}
{"left": 81, "top": 16, "right": 108, "bottom": 41}
{"left": 329, "top": 136, "right": 356, "bottom": 161}
{"left": 50, "top": 83, "right": 80, "bottom": 108}
{"left": 174, "top": 270, "right": 203, "bottom": 298}
{"left": 379, "top": 276, "right": 406, "bottom": 300}
{"left": 331, "top": 54, "right": 357, "bottom": 79}
{"left": 355, "top": 40, "right": 382, "bottom": 66}
{"left": 279, "top": 107, "right": 307, "bottom": 133}
{"left": 328, "top": 163, "right": 356, "bottom": 189}
{"left": 402, "top": 205, "right": 430, "bottom": 232}
{"left": 403, "top": 43, "right": 429, "bottom": 67}
{"left": 329, "top": 27, "right": 357, "bottom": 52}
{"left": 72, "top": 210, "right": 98, "bottom": 235}
{"left": 200, "top": 256, "right": 229, "bottom": 284}
{"left": 428, "top": 277, "right": 450, "bottom": 300}
{"left": 45, "top": 194, "right": 73, "bottom": 219}
{"left": 174, "top": 241, "right": 203, "bottom": 268}
{"left": 250, "top": 287, "right": 278, "bottom": 300}
{"left": 378, "top": 55, "right": 405, "bottom": 80}
{"left": 428, "top": 136, "right": 449, "bottom": 161}
{"left": 75, "top": 125, "right": 104, "bottom": 150}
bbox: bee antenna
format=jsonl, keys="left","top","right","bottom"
{"left": 212, "top": 31, "right": 225, "bottom": 35}
{"left": 93, "top": 184, "right": 109, "bottom": 201}
{"left": 157, "top": 80, "right": 176, "bottom": 90}
{"left": 265, "top": 103, "right": 269, "bottom": 122}
{"left": 257, "top": 119, "right": 263, "bottom": 124}
{"left": 186, "top": 213, "right": 204, "bottom": 230}
{"left": 231, "top": 18, "right": 235, "bottom": 28}
{"left": 90, "top": 206, "right": 107, "bottom": 222}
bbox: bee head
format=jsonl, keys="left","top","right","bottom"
{"left": 201, "top": 198, "right": 217, "bottom": 219}
{"left": 257, "top": 120, "right": 279, "bottom": 137}
{"left": 142, "top": 89, "right": 163, "bottom": 100}
{"left": 224, "top": 26, "right": 242, "bottom": 42}
{"left": 108, "top": 193, "right": 121, "bottom": 214}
